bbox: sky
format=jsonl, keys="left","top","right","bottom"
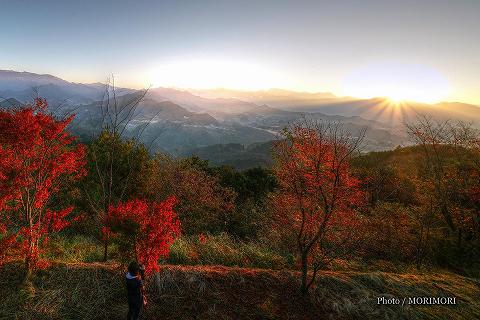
{"left": 0, "top": 0, "right": 479, "bottom": 104}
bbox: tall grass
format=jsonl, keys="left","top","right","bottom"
{"left": 167, "top": 233, "right": 295, "bottom": 270}
{"left": 44, "top": 234, "right": 295, "bottom": 270}
{"left": 44, "top": 234, "right": 462, "bottom": 277}
{"left": 44, "top": 235, "right": 119, "bottom": 263}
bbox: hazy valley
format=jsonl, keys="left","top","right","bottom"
{"left": 2, "top": 69, "right": 480, "bottom": 168}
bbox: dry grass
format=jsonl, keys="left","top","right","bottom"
{"left": 0, "top": 262, "right": 478, "bottom": 320}
{"left": 167, "top": 234, "right": 293, "bottom": 269}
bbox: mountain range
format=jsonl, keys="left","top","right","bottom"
{"left": 1, "top": 70, "right": 479, "bottom": 168}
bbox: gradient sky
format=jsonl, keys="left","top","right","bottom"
{"left": 0, "top": 0, "right": 479, "bottom": 104}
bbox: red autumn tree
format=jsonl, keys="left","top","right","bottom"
{"left": 271, "top": 119, "right": 366, "bottom": 295}
{"left": 105, "top": 196, "right": 180, "bottom": 275}
{"left": 0, "top": 98, "right": 86, "bottom": 274}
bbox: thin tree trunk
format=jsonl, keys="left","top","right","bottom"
{"left": 300, "top": 251, "right": 308, "bottom": 295}
{"left": 23, "top": 256, "right": 34, "bottom": 286}
{"left": 457, "top": 229, "right": 463, "bottom": 253}
{"left": 103, "top": 240, "right": 108, "bottom": 261}
{"left": 103, "top": 207, "right": 109, "bottom": 261}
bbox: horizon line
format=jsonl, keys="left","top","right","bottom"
{"left": 1, "top": 68, "right": 478, "bottom": 107}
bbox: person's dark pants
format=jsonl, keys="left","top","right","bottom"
{"left": 127, "top": 301, "right": 142, "bottom": 320}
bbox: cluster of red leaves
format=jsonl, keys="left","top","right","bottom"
{"left": 272, "top": 124, "right": 367, "bottom": 293}
{"left": 104, "top": 196, "right": 181, "bottom": 275}
{"left": 0, "top": 98, "right": 86, "bottom": 269}
{"left": 273, "top": 126, "right": 365, "bottom": 238}
{"left": 198, "top": 233, "right": 208, "bottom": 245}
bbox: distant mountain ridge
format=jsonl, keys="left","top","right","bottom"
{"left": 2, "top": 69, "right": 478, "bottom": 125}
{"left": 0, "top": 97, "right": 22, "bottom": 108}
{"left": 3, "top": 69, "right": 479, "bottom": 167}
{"left": 190, "top": 88, "right": 480, "bottom": 126}
{"left": 0, "top": 70, "right": 133, "bottom": 105}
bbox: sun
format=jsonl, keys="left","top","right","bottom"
{"left": 386, "top": 95, "right": 405, "bottom": 104}
{"left": 342, "top": 62, "right": 450, "bottom": 103}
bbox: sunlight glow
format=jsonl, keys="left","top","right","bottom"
{"left": 147, "top": 59, "right": 288, "bottom": 90}
{"left": 342, "top": 62, "right": 450, "bottom": 103}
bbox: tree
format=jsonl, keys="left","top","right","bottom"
{"left": 81, "top": 81, "right": 154, "bottom": 261}
{"left": 406, "top": 117, "right": 480, "bottom": 256}
{"left": 104, "top": 196, "right": 180, "bottom": 275}
{"left": 0, "top": 98, "right": 86, "bottom": 275}
{"left": 406, "top": 117, "right": 457, "bottom": 231}
{"left": 271, "top": 119, "right": 366, "bottom": 295}
{"left": 352, "top": 152, "right": 416, "bottom": 206}
{"left": 82, "top": 131, "right": 150, "bottom": 255}
{"left": 362, "top": 202, "right": 417, "bottom": 261}
{"left": 215, "top": 165, "right": 277, "bottom": 239}
{"left": 138, "top": 154, "right": 236, "bottom": 235}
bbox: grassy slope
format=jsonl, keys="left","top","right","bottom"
{"left": 0, "top": 263, "right": 478, "bottom": 320}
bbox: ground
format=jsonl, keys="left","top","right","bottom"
{"left": 1, "top": 262, "right": 478, "bottom": 320}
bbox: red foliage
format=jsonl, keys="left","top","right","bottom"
{"left": 198, "top": 233, "right": 207, "bottom": 245}
{"left": 105, "top": 196, "right": 181, "bottom": 275}
{"left": 273, "top": 126, "right": 365, "bottom": 241}
{"left": 272, "top": 123, "right": 366, "bottom": 293}
{"left": 0, "top": 98, "right": 86, "bottom": 269}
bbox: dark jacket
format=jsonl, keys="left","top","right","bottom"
{"left": 126, "top": 272, "right": 143, "bottom": 306}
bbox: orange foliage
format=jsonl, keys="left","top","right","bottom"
{"left": 271, "top": 121, "right": 366, "bottom": 293}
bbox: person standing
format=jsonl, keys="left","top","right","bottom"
{"left": 125, "top": 261, "right": 146, "bottom": 320}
